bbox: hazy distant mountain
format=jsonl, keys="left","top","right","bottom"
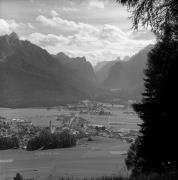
{"left": 94, "top": 58, "right": 121, "bottom": 83}
{"left": 94, "top": 61, "right": 109, "bottom": 72}
{"left": 102, "top": 45, "right": 154, "bottom": 100}
{"left": 122, "top": 56, "right": 130, "bottom": 61}
{"left": 0, "top": 33, "right": 97, "bottom": 107}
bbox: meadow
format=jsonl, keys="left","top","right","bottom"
{"left": 0, "top": 137, "right": 129, "bottom": 180}
{"left": 0, "top": 105, "right": 141, "bottom": 130}
{"left": 0, "top": 105, "right": 141, "bottom": 180}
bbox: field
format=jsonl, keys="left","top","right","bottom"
{"left": 0, "top": 105, "right": 141, "bottom": 180}
{"left": 0, "top": 105, "right": 141, "bottom": 130}
{"left": 0, "top": 137, "right": 130, "bottom": 180}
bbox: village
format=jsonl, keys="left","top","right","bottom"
{"left": 0, "top": 100, "right": 140, "bottom": 150}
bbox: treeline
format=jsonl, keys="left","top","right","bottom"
{"left": 0, "top": 136, "right": 19, "bottom": 150}
{"left": 27, "top": 130, "right": 77, "bottom": 150}
{"left": 0, "top": 129, "right": 77, "bottom": 151}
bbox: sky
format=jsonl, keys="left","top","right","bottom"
{"left": 0, "top": 0, "right": 155, "bottom": 65}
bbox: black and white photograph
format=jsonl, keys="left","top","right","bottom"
{"left": 0, "top": 0, "right": 178, "bottom": 179}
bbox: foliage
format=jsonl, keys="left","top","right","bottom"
{"left": 116, "top": 0, "right": 178, "bottom": 40}
{"left": 0, "top": 136, "right": 19, "bottom": 150}
{"left": 116, "top": 0, "right": 178, "bottom": 176}
{"left": 126, "top": 40, "right": 178, "bottom": 175}
{"left": 27, "top": 129, "right": 76, "bottom": 150}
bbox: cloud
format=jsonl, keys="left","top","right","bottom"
{"left": 0, "top": 19, "right": 20, "bottom": 35}
{"left": 24, "top": 32, "right": 69, "bottom": 46}
{"left": 24, "top": 20, "right": 155, "bottom": 64}
{"left": 51, "top": 10, "right": 59, "bottom": 17}
{"left": 61, "top": 7, "right": 78, "bottom": 12}
{"left": 29, "top": 0, "right": 35, "bottom": 3}
{"left": 129, "top": 29, "right": 155, "bottom": 41}
{"left": 0, "top": 0, "right": 155, "bottom": 65}
{"left": 27, "top": 23, "right": 35, "bottom": 29}
{"left": 0, "top": 19, "right": 12, "bottom": 35}
{"left": 0, "top": 18, "right": 37, "bottom": 37}
{"left": 36, "top": 14, "right": 96, "bottom": 32}
{"left": 88, "top": 0, "right": 105, "bottom": 9}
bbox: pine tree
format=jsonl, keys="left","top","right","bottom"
{"left": 117, "top": 0, "right": 178, "bottom": 41}
{"left": 116, "top": 0, "right": 178, "bottom": 176}
{"left": 126, "top": 39, "right": 178, "bottom": 176}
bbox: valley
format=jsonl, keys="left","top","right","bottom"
{"left": 0, "top": 101, "right": 141, "bottom": 179}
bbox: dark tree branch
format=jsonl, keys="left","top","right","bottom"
{"left": 116, "top": 0, "right": 178, "bottom": 40}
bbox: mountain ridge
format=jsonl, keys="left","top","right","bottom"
{"left": 102, "top": 44, "right": 154, "bottom": 100}
{"left": 0, "top": 33, "right": 98, "bottom": 107}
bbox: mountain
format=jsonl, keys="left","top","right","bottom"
{"left": 0, "top": 33, "right": 97, "bottom": 107}
{"left": 102, "top": 45, "right": 154, "bottom": 100}
{"left": 54, "top": 52, "right": 97, "bottom": 84}
{"left": 122, "top": 56, "right": 130, "bottom": 61}
{"left": 94, "top": 58, "right": 121, "bottom": 84}
{"left": 94, "top": 61, "right": 109, "bottom": 72}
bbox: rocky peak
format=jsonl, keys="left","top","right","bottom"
{"left": 74, "top": 56, "right": 86, "bottom": 63}
{"left": 0, "top": 32, "right": 20, "bottom": 60}
{"left": 9, "top": 32, "right": 19, "bottom": 41}
{"left": 7, "top": 32, "right": 20, "bottom": 46}
{"left": 1, "top": 32, "right": 20, "bottom": 46}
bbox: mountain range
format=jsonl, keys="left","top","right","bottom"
{"left": 0, "top": 32, "right": 97, "bottom": 107}
{"left": 0, "top": 32, "right": 153, "bottom": 107}
{"left": 94, "top": 58, "right": 120, "bottom": 84}
{"left": 54, "top": 52, "right": 96, "bottom": 85}
{"left": 94, "top": 45, "right": 153, "bottom": 101}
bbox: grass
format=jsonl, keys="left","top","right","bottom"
{"left": 14, "top": 171, "right": 178, "bottom": 180}
{"left": 0, "top": 107, "right": 141, "bottom": 129}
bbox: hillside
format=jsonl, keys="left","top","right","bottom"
{"left": 54, "top": 52, "right": 97, "bottom": 85}
{"left": 94, "top": 59, "right": 120, "bottom": 84}
{"left": 0, "top": 33, "right": 97, "bottom": 107}
{"left": 102, "top": 45, "right": 154, "bottom": 101}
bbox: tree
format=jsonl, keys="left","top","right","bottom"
{"left": 125, "top": 40, "right": 178, "bottom": 175}
{"left": 117, "top": 0, "right": 178, "bottom": 40}
{"left": 116, "top": 0, "right": 178, "bottom": 176}
{"left": 27, "top": 129, "right": 76, "bottom": 150}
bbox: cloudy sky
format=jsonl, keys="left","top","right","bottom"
{"left": 0, "top": 0, "right": 155, "bottom": 64}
